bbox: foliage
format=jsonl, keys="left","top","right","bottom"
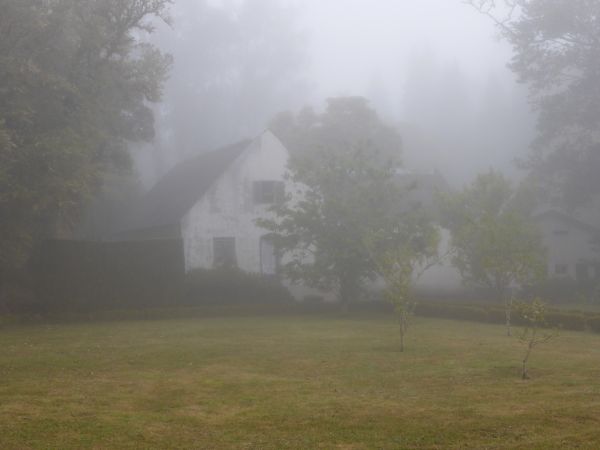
{"left": 183, "top": 268, "right": 294, "bottom": 306}
{"left": 440, "top": 171, "right": 547, "bottom": 335}
{"left": 543, "top": 311, "right": 586, "bottom": 332}
{"left": 588, "top": 315, "right": 600, "bottom": 333}
{"left": 0, "top": 0, "right": 172, "bottom": 280}
{"left": 468, "top": 0, "right": 600, "bottom": 205}
{"left": 32, "top": 238, "right": 183, "bottom": 314}
{"left": 413, "top": 300, "right": 594, "bottom": 333}
{"left": 415, "top": 302, "right": 492, "bottom": 323}
{"left": 271, "top": 97, "right": 403, "bottom": 163}
{"left": 261, "top": 98, "right": 408, "bottom": 309}
{"left": 515, "top": 297, "right": 558, "bottom": 379}
{"left": 366, "top": 214, "right": 440, "bottom": 351}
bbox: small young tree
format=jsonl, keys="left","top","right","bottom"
{"left": 516, "top": 297, "right": 558, "bottom": 379}
{"left": 441, "top": 171, "right": 547, "bottom": 336}
{"left": 366, "top": 213, "right": 440, "bottom": 352}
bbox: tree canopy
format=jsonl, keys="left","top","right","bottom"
{"left": 440, "top": 171, "right": 546, "bottom": 334}
{"left": 262, "top": 98, "right": 437, "bottom": 308}
{"left": 0, "top": 0, "right": 172, "bottom": 272}
{"left": 441, "top": 171, "right": 546, "bottom": 295}
{"left": 469, "top": 0, "right": 600, "bottom": 205}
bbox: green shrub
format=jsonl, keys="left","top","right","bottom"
{"left": 544, "top": 311, "right": 586, "bottom": 331}
{"left": 527, "top": 277, "right": 597, "bottom": 303}
{"left": 415, "top": 302, "right": 489, "bottom": 322}
{"left": 350, "top": 299, "right": 393, "bottom": 313}
{"left": 486, "top": 307, "right": 507, "bottom": 325}
{"left": 413, "top": 301, "right": 591, "bottom": 333}
{"left": 0, "top": 315, "right": 20, "bottom": 329}
{"left": 587, "top": 316, "right": 600, "bottom": 333}
{"left": 183, "top": 268, "right": 294, "bottom": 306}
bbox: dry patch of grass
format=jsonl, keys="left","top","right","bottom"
{"left": 1, "top": 314, "right": 600, "bottom": 449}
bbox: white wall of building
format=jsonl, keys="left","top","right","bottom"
{"left": 181, "top": 131, "right": 289, "bottom": 273}
{"left": 536, "top": 214, "right": 598, "bottom": 279}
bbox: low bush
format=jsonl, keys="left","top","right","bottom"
{"left": 587, "top": 316, "right": 600, "bottom": 333}
{"left": 183, "top": 268, "right": 294, "bottom": 306}
{"left": 544, "top": 311, "right": 587, "bottom": 331}
{"left": 349, "top": 299, "right": 393, "bottom": 313}
{"left": 526, "top": 277, "right": 598, "bottom": 304}
{"left": 413, "top": 300, "right": 597, "bottom": 333}
{"left": 415, "top": 302, "right": 489, "bottom": 323}
{"left": 486, "top": 307, "right": 507, "bottom": 325}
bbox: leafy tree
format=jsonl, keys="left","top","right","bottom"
{"left": 261, "top": 98, "right": 408, "bottom": 310}
{"left": 259, "top": 146, "right": 400, "bottom": 310}
{"left": 366, "top": 214, "right": 440, "bottom": 352}
{"left": 516, "top": 297, "right": 558, "bottom": 379}
{"left": 467, "top": 0, "right": 600, "bottom": 206}
{"left": 441, "top": 171, "right": 546, "bottom": 336}
{"left": 271, "top": 97, "right": 403, "bottom": 163}
{"left": 0, "top": 0, "right": 172, "bottom": 307}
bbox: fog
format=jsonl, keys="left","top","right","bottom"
{"left": 3, "top": 2, "right": 600, "bottom": 445}
{"left": 132, "top": 0, "right": 536, "bottom": 187}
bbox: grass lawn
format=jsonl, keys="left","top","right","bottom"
{"left": 1, "top": 314, "right": 600, "bottom": 449}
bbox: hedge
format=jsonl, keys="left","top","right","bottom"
{"left": 587, "top": 316, "right": 600, "bottom": 333}
{"left": 183, "top": 268, "right": 294, "bottom": 306}
{"left": 411, "top": 300, "right": 597, "bottom": 333}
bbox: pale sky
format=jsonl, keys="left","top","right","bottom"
{"left": 295, "top": 0, "right": 514, "bottom": 108}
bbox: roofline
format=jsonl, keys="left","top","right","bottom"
{"left": 533, "top": 209, "right": 600, "bottom": 233}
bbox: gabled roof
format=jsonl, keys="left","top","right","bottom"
{"left": 120, "top": 139, "right": 251, "bottom": 233}
{"left": 533, "top": 209, "right": 600, "bottom": 234}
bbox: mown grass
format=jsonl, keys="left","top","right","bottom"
{"left": 1, "top": 314, "right": 600, "bottom": 449}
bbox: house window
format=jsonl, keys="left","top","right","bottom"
{"left": 213, "top": 237, "right": 237, "bottom": 268}
{"left": 555, "top": 264, "right": 568, "bottom": 276}
{"left": 253, "top": 180, "right": 285, "bottom": 205}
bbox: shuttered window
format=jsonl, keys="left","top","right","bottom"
{"left": 253, "top": 180, "right": 285, "bottom": 205}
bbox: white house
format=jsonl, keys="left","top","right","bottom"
{"left": 116, "top": 129, "right": 464, "bottom": 300}
{"left": 534, "top": 209, "right": 600, "bottom": 282}
{"left": 116, "top": 130, "right": 291, "bottom": 277}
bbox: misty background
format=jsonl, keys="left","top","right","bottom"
{"left": 131, "top": 0, "right": 535, "bottom": 188}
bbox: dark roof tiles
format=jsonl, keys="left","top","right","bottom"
{"left": 121, "top": 139, "right": 251, "bottom": 232}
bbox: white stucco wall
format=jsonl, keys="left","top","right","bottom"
{"left": 536, "top": 214, "right": 598, "bottom": 279}
{"left": 180, "top": 131, "right": 462, "bottom": 300}
{"left": 181, "top": 130, "right": 290, "bottom": 273}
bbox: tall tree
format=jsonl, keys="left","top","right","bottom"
{"left": 263, "top": 98, "right": 438, "bottom": 310}
{"left": 366, "top": 213, "right": 440, "bottom": 352}
{"left": 0, "top": 0, "right": 172, "bottom": 301}
{"left": 271, "top": 97, "right": 403, "bottom": 162}
{"left": 440, "top": 171, "right": 546, "bottom": 336}
{"left": 468, "top": 0, "right": 600, "bottom": 205}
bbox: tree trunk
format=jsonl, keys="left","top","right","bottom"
{"left": 499, "top": 287, "right": 512, "bottom": 337}
{"left": 522, "top": 341, "right": 533, "bottom": 379}
{"left": 399, "top": 329, "right": 404, "bottom": 352}
{"left": 0, "top": 271, "right": 9, "bottom": 316}
{"left": 505, "top": 302, "right": 512, "bottom": 337}
{"left": 398, "top": 312, "right": 407, "bottom": 352}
